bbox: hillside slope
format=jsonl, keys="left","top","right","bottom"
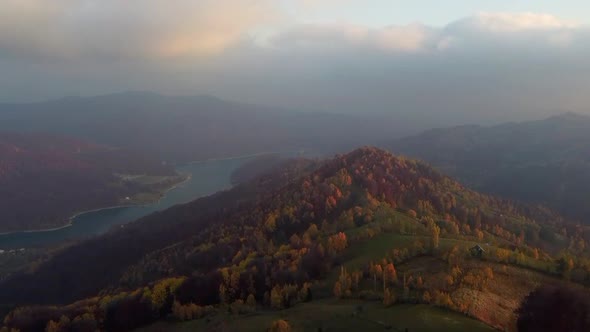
{"left": 2, "top": 147, "right": 589, "bottom": 332}
{"left": 0, "top": 132, "right": 179, "bottom": 233}
{"left": 386, "top": 113, "right": 590, "bottom": 223}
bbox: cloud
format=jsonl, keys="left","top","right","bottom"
{"left": 270, "top": 23, "right": 436, "bottom": 52}
{"left": 213, "top": 12, "right": 590, "bottom": 123}
{"left": 0, "top": 0, "right": 277, "bottom": 60}
{"left": 2, "top": 8, "right": 590, "bottom": 127}
{"left": 455, "top": 12, "right": 578, "bottom": 32}
{"left": 0, "top": 4, "right": 583, "bottom": 60}
{"left": 266, "top": 12, "right": 586, "bottom": 54}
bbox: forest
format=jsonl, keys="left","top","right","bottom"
{"left": 387, "top": 112, "right": 590, "bottom": 224}
{"left": 0, "top": 132, "right": 179, "bottom": 233}
{"left": 2, "top": 147, "right": 590, "bottom": 331}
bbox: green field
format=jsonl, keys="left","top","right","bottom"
{"left": 139, "top": 300, "right": 495, "bottom": 332}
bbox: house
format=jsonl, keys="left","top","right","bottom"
{"left": 470, "top": 244, "right": 485, "bottom": 257}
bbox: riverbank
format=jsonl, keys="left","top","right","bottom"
{"left": 0, "top": 154, "right": 261, "bottom": 251}
{"left": 0, "top": 173, "right": 191, "bottom": 236}
{"left": 0, "top": 151, "right": 304, "bottom": 239}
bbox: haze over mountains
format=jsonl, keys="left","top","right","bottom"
{"left": 3, "top": 92, "right": 590, "bottom": 233}
{"left": 0, "top": 92, "right": 411, "bottom": 163}
{"left": 387, "top": 112, "right": 590, "bottom": 223}
{"left": 0, "top": 132, "right": 178, "bottom": 233}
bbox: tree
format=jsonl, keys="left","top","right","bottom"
{"left": 429, "top": 220, "right": 440, "bottom": 251}
{"left": 416, "top": 276, "right": 424, "bottom": 289}
{"left": 219, "top": 284, "right": 229, "bottom": 304}
{"left": 270, "top": 286, "right": 283, "bottom": 309}
{"left": 328, "top": 232, "right": 348, "bottom": 254}
{"left": 246, "top": 294, "right": 257, "bottom": 308}
{"left": 422, "top": 291, "right": 432, "bottom": 303}
{"left": 45, "top": 320, "right": 61, "bottom": 332}
{"left": 269, "top": 319, "right": 292, "bottom": 332}
{"left": 383, "top": 288, "right": 395, "bottom": 307}
{"left": 384, "top": 263, "right": 397, "bottom": 285}
{"left": 333, "top": 281, "right": 343, "bottom": 298}
{"left": 517, "top": 285, "right": 590, "bottom": 332}
{"left": 289, "top": 234, "right": 301, "bottom": 248}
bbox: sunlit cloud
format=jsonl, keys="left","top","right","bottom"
{"left": 270, "top": 23, "right": 436, "bottom": 52}
{"left": 0, "top": 0, "right": 277, "bottom": 59}
{"left": 459, "top": 12, "right": 579, "bottom": 32}
{"left": 266, "top": 12, "right": 585, "bottom": 54}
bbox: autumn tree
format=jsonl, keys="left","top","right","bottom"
{"left": 333, "top": 281, "right": 343, "bottom": 298}
{"left": 383, "top": 288, "right": 395, "bottom": 307}
{"left": 246, "top": 294, "right": 257, "bottom": 308}
{"left": 422, "top": 291, "right": 432, "bottom": 303}
{"left": 45, "top": 318, "right": 65, "bottom": 332}
{"left": 416, "top": 276, "right": 424, "bottom": 289}
{"left": 269, "top": 319, "right": 292, "bottom": 332}
{"left": 384, "top": 263, "right": 397, "bottom": 285}
{"left": 428, "top": 220, "right": 440, "bottom": 251}
{"left": 270, "top": 286, "right": 283, "bottom": 309}
{"left": 327, "top": 232, "right": 348, "bottom": 254}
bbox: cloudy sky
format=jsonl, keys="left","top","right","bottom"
{"left": 2, "top": 0, "right": 590, "bottom": 125}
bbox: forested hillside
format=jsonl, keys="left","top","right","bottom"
{"left": 386, "top": 113, "right": 590, "bottom": 223}
{"left": 2, "top": 147, "right": 589, "bottom": 331}
{"left": 0, "top": 133, "right": 179, "bottom": 232}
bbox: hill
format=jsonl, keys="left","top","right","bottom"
{"left": 0, "top": 132, "right": 181, "bottom": 233}
{"left": 0, "top": 92, "right": 406, "bottom": 163}
{"left": 2, "top": 147, "right": 589, "bottom": 331}
{"left": 386, "top": 113, "right": 590, "bottom": 223}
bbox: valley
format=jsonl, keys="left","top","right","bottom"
{"left": 0, "top": 133, "right": 180, "bottom": 234}
{"left": 0, "top": 156, "right": 250, "bottom": 250}
{"left": 2, "top": 147, "right": 588, "bottom": 332}
{"left": 4, "top": 2, "right": 590, "bottom": 330}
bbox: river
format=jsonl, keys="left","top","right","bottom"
{"left": 0, "top": 156, "right": 251, "bottom": 249}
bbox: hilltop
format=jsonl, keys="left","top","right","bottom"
{"left": 2, "top": 147, "right": 589, "bottom": 331}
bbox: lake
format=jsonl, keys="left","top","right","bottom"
{"left": 0, "top": 156, "right": 251, "bottom": 249}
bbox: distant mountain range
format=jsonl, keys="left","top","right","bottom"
{"left": 0, "top": 92, "right": 407, "bottom": 163}
{"left": 386, "top": 112, "right": 590, "bottom": 223}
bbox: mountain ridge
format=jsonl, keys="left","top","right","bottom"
{"left": 386, "top": 113, "right": 590, "bottom": 222}
{"left": 3, "top": 146, "right": 590, "bottom": 331}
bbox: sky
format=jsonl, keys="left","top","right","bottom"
{"left": 2, "top": 0, "right": 590, "bottom": 125}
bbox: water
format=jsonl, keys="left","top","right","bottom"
{"left": 0, "top": 157, "right": 250, "bottom": 249}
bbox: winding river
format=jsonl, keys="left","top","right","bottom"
{"left": 0, "top": 156, "right": 252, "bottom": 249}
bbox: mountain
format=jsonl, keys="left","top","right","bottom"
{"left": 0, "top": 132, "right": 180, "bottom": 233}
{"left": 2, "top": 147, "right": 588, "bottom": 332}
{"left": 0, "top": 92, "right": 408, "bottom": 163}
{"left": 386, "top": 113, "right": 590, "bottom": 223}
